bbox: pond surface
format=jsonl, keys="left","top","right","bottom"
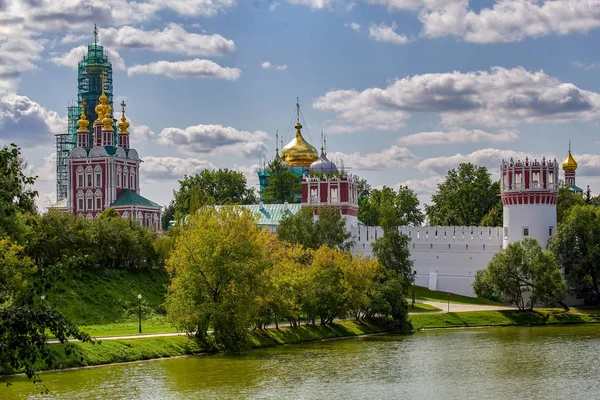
{"left": 3, "top": 324, "right": 600, "bottom": 399}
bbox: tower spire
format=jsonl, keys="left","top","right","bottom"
{"left": 94, "top": 24, "right": 98, "bottom": 46}
{"left": 275, "top": 130, "right": 279, "bottom": 152}
{"left": 296, "top": 97, "right": 300, "bottom": 125}
{"left": 324, "top": 132, "right": 327, "bottom": 156}
{"left": 320, "top": 129, "right": 324, "bottom": 154}
{"left": 569, "top": 139, "right": 571, "bottom": 153}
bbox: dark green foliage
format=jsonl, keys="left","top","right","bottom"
{"left": 262, "top": 158, "right": 302, "bottom": 204}
{"left": 161, "top": 202, "right": 175, "bottom": 231}
{"left": 359, "top": 185, "right": 424, "bottom": 227}
{"left": 426, "top": 163, "right": 500, "bottom": 226}
{"left": 549, "top": 205, "right": 600, "bottom": 305}
{"left": 173, "top": 169, "right": 257, "bottom": 216}
{"left": 557, "top": 186, "right": 586, "bottom": 225}
{"left": 473, "top": 239, "right": 566, "bottom": 310}
{"left": 277, "top": 206, "right": 354, "bottom": 251}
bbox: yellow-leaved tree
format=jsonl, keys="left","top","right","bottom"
{"left": 165, "top": 206, "right": 270, "bottom": 352}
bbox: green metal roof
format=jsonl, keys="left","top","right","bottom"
{"left": 570, "top": 185, "right": 584, "bottom": 192}
{"left": 216, "top": 203, "right": 302, "bottom": 226}
{"left": 50, "top": 198, "right": 68, "bottom": 208}
{"left": 111, "top": 190, "right": 160, "bottom": 208}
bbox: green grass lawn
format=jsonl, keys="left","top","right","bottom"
{"left": 413, "top": 286, "right": 502, "bottom": 305}
{"left": 79, "top": 317, "right": 179, "bottom": 337}
{"left": 410, "top": 308, "right": 600, "bottom": 330}
{"left": 409, "top": 303, "right": 442, "bottom": 313}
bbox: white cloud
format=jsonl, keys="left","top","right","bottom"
{"left": 346, "top": 2, "right": 356, "bottom": 11}
{"left": 345, "top": 22, "right": 361, "bottom": 32}
{"left": 127, "top": 59, "right": 241, "bottom": 80}
{"left": 395, "top": 175, "right": 443, "bottom": 206}
{"left": 368, "top": 22, "right": 409, "bottom": 45}
{"left": 572, "top": 60, "right": 600, "bottom": 70}
{"left": 269, "top": 2, "right": 281, "bottom": 11}
{"left": 314, "top": 67, "right": 600, "bottom": 131}
{"left": 286, "top": 0, "right": 340, "bottom": 9}
{"left": 130, "top": 124, "right": 156, "bottom": 145}
{"left": 328, "top": 145, "right": 419, "bottom": 170}
{"left": 0, "top": 37, "right": 45, "bottom": 93}
{"left": 30, "top": 153, "right": 56, "bottom": 183}
{"left": 49, "top": 45, "right": 126, "bottom": 70}
{"left": 397, "top": 128, "right": 518, "bottom": 146}
{"left": 158, "top": 124, "right": 268, "bottom": 158}
{"left": 0, "top": 95, "right": 66, "bottom": 146}
{"left": 60, "top": 33, "right": 89, "bottom": 44}
{"left": 417, "top": 148, "right": 548, "bottom": 176}
{"left": 575, "top": 154, "right": 600, "bottom": 177}
{"left": 370, "top": 0, "right": 600, "bottom": 43}
{"left": 100, "top": 24, "right": 235, "bottom": 57}
{"left": 141, "top": 156, "right": 217, "bottom": 182}
{"left": 0, "top": 0, "right": 235, "bottom": 37}
{"left": 261, "top": 61, "right": 288, "bottom": 70}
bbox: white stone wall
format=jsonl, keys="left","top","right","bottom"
{"left": 503, "top": 204, "right": 557, "bottom": 249}
{"left": 351, "top": 225, "right": 503, "bottom": 297}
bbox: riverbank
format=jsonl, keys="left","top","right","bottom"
{"left": 411, "top": 308, "right": 600, "bottom": 330}
{"left": 23, "top": 308, "right": 600, "bottom": 374}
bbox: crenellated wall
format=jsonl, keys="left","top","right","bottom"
{"left": 351, "top": 225, "right": 504, "bottom": 297}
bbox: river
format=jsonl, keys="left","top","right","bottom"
{"left": 3, "top": 324, "right": 600, "bottom": 399}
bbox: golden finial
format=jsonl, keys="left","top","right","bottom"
{"left": 562, "top": 140, "right": 578, "bottom": 172}
{"left": 94, "top": 71, "right": 109, "bottom": 125}
{"left": 77, "top": 99, "right": 89, "bottom": 133}
{"left": 102, "top": 103, "right": 113, "bottom": 131}
{"left": 118, "top": 100, "right": 130, "bottom": 135}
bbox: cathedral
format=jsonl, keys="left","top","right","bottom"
{"left": 51, "top": 32, "right": 161, "bottom": 230}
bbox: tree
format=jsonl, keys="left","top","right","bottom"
{"left": 0, "top": 144, "right": 37, "bottom": 242}
{"left": 161, "top": 202, "right": 175, "bottom": 231}
{"left": 277, "top": 206, "right": 354, "bottom": 251}
{"left": 480, "top": 202, "right": 503, "bottom": 227}
{"left": 262, "top": 158, "right": 301, "bottom": 204}
{"left": 473, "top": 238, "right": 566, "bottom": 310}
{"left": 426, "top": 163, "right": 500, "bottom": 226}
{"left": 557, "top": 186, "right": 585, "bottom": 225}
{"left": 549, "top": 205, "right": 600, "bottom": 305}
{"left": 359, "top": 186, "right": 424, "bottom": 227}
{"left": 165, "top": 207, "right": 269, "bottom": 352}
{"left": 172, "top": 169, "right": 257, "bottom": 217}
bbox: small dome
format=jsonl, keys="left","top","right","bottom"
{"left": 280, "top": 123, "right": 319, "bottom": 167}
{"left": 562, "top": 151, "right": 577, "bottom": 172}
{"left": 310, "top": 151, "right": 338, "bottom": 174}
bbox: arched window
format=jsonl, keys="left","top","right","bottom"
{"left": 130, "top": 170, "right": 136, "bottom": 191}
{"left": 94, "top": 165, "right": 102, "bottom": 187}
{"left": 123, "top": 167, "right": 129, "bottom": 189}
{"left": 116, "top": 166, "right": 122, "bottom": 189}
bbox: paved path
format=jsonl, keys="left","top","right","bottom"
{"left": 414, "top": 299, "right": 516, "bottom": 313}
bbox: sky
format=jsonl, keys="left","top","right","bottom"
{"left": 1, "top": 0, "right": 600, "bottom": 210}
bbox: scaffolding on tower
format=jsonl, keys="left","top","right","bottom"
{"left": 55, "top": 37, "right": 115, "bottom": 201}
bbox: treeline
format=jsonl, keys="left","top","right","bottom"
{"left": 164, "top": 206, "right": 413, "bottom": 353}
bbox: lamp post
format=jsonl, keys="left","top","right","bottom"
{"left": 411, "top": 270, "right": 416, "bottom": 310}
{"left": 137, "top": 294, "right": 142, "bottom": 333}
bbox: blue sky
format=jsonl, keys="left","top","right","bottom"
{"left": 1, "top": 0, "right": 600, "bottom": 209}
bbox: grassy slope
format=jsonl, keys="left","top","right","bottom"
{"left": 49, "top": 268, "right": 170, "bottom": 325}
{"left": 413, "top": 286, "right": 501, "bottom": 305}
{"left": 41, "top": 321, "right": 389, "bottom": 372}
{"left": 410, "top": 303, "right": 442, "bottom": 313}
{"left": 410, "top": 308, "right": 600, "bottom": 330}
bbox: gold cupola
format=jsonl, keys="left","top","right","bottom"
{"left": 77, "top": 99, "right": 89, "bottom": 133}
{"left": 102, "top": 104, "right": 113, "bottom": 131}
{"left": 94, "top": 73, "right": 109, "bottom": 125}
{"left": 280, "top": 99, "right": 319, "bottom": 167}
{"left": 562, "top": 142, "right": 578, "bottom": 172}
{"left": 118, "top": 101, "right": 130, "bottom": 135}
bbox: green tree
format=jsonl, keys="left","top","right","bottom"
{"left": 426, "top": 163, "right": 500, "bottom": 226}
{"left": 557, "top": 186, "right": 585, "bottom": 225}
{"left": 165, "top": 207, "right": 269, "bottom": 352}
{"left": 473, "top": 238, "right": 566, "bottom": 310}
{"left": 277, "top": 206, "right": 354, "bottom": 251}
{"left": 480, "top": 202, "right": 503, "bottom": 227}
{"left": 262, "top": 158, "right": 301, "bottom": 204}
{"left": 549, "top": 205, "right": 600, "bottom": 305}
{"left": 0, "top": 144, "right": 37, "bottom": 242}
{"left": 173, "top": 169, "right": 257, "bottom": 216}
{"left": 359, "top": 186, "right": 424, "bottom": 227}
{"left": 161, "top": 202, "right": 175, "bottom": 231}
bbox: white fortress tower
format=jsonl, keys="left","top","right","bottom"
{"left": 500, "top": 157, "right": 559, "bottom": 249}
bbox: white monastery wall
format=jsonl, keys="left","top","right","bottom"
{"left": 351, "top": 225, "right": 503, "bottom": 297}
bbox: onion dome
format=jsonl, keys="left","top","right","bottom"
{"left": 562, "top": 150, "right": 578, "bottom": 172}
{"left": 102, "top": 104, "right": 113, "bottom": 131}
{"left": 118, "top": 101, "right": 130, "bottom": 135}
{"left": 280, "top": 122, "right": 319, "bottom": 167}
{"left": 94, "top": 77, "right": 109, "bottom": 125}
{"left": 77, "top": 100, "right": 89, "bottom": 133}
{"left": 310, "top": 150, "right": 338, "bottom": 173}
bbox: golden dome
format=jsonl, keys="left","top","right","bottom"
{"left": 102, "top": 104, "right": 113, "bottom": 131}
{"left": 280, "top": 122, "right": 319, "bottom": 167}
{"left": 94, "top": 72, "right": 109, "bottom": 125}
{"left": 118, "top": 101, "right": 130, "bottom": 135}
{"left": 562, "top": 151, "right": 578, "bottom": 172}
{"left": 77, "top": 100, "right": 89, "bottom": 133}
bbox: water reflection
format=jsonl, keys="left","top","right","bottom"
{"left": 4, "top": 325, "right": 600, "bottom": 400}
